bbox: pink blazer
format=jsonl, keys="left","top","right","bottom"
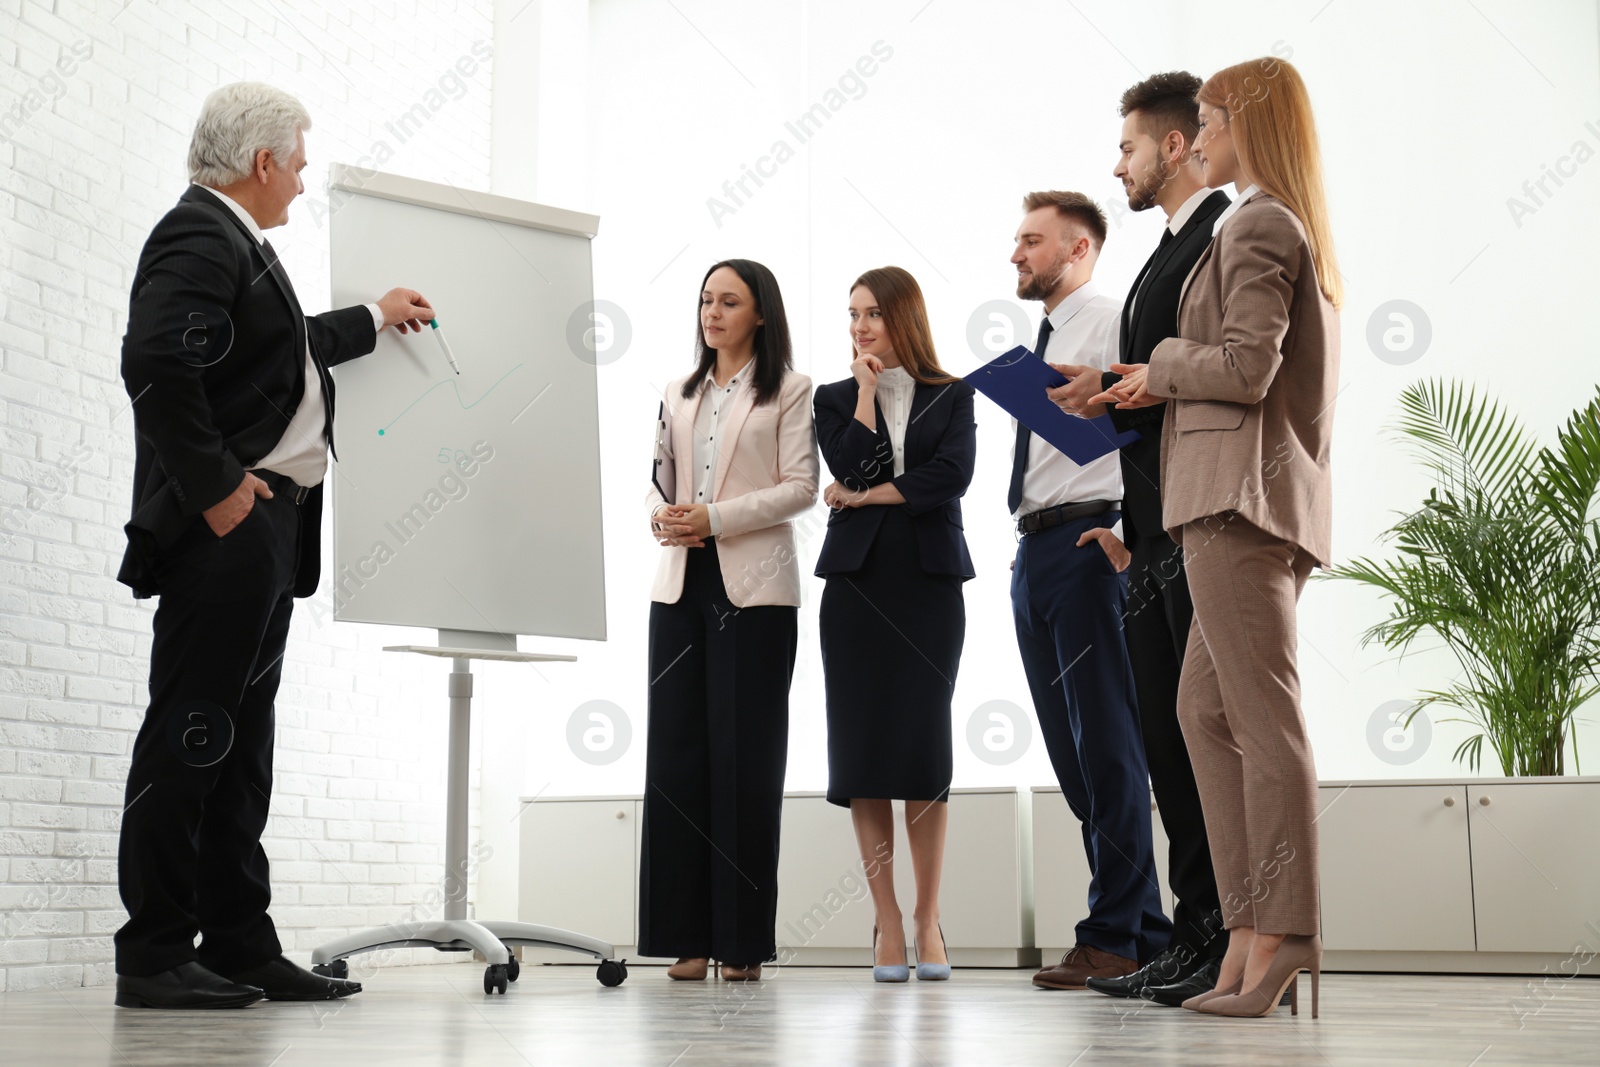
{"left": 648, "top": 368, "right": 819, "bottom": 607}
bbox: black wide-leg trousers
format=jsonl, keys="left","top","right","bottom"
{"left": 115, "top": 489, "right": 300, "bottom": 977}
{"left": 638, "top": 539, "right": 797, "bottom": 965}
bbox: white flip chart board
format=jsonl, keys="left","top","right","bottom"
{"left": 326, "top": 164, "right": 606, "bottom": 640}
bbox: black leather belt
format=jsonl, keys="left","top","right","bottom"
{"left": 255, "top": 469, "right": 311, "bottom": 505}
{"left": 1016, "top": 498, "right": 1117, "bottom": 536}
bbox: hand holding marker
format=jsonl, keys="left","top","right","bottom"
{"left": 430, "top": 318, "right": 462, "bottom": 375}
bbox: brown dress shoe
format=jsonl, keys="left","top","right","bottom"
{"left": 1032, "top": 944, "right": 1138, "bottom": 989}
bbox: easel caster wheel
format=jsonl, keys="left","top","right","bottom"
{"left": 313, "top": 960, "right": 349, "bottom": 979}
{"left": 596, "top": 959, "right": 627, "bottom": 987}
{"left": 484, "top": 964, "right": 509, "bottom": 995}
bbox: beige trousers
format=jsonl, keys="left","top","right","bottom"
{"left": 1177, "top": 513, "right": 1320, "bottom": 936}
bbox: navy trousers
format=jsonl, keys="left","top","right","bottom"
{"left": 1012, "top": 512, "right": 1169, "bottom": 962}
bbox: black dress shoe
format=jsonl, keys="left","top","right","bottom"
{"left": 1145, "top": 956, "right": 1223, "bottom": 1006}
{"left": 221, "top": 955, "right": 363, "bottom": 1001}
{"left": 115, "top": 962, "right": 264, "bottom": 1009}
{"left": 1085, "top": 948, "right": 1188, "bottom": 999}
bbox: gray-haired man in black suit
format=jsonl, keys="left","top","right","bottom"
{"left": 114, "top": 82, "right": 434, "bottom": 1009}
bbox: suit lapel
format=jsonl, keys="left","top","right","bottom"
{"left": 183, "top": 186, "right": 327, "bottom": 451}
{"left": 1119, "top": 251, "right": 1159, "bottom": 359}
{"left": 712, "top": 378, "right": 758, "bottom": 500}
{"left": 666, "top": 380, "right": 706, "bottom": 506}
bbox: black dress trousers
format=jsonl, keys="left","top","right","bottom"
{"left": 638, "top": 539, "right": 798, "bottom": 965}
{"left": 1123, "top": 526, "right": 1224, "bottom": 960}
{"left": 114, "top": 485, "right": 301, "bottom": 977}
{"left": 820, "top": 507, "right": 962, "bottom": 806}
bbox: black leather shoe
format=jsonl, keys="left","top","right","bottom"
{"left": 114, "top": 962, "right": 264, "bottom": 1009}
{"left": 1145, "top": 957, "right": 1288, "bottom": 1007}
{"left": 1145, "top": 956, "right": 1223, "bottom": 1006}
{"left": 1085, "top": 948, "right": 1188, "bottom": 998}
{"left": 221, "top": 955, "right": 362, "bottom": 1001}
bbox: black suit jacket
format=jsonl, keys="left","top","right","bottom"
{"left": 812, "top": 376, "right": 976, "bottom": 579}
{"left": 117, "top": 185, "right": 378, "bottom": 599}
{"left": 1103, "top": 190, "right": 1231, "bottom": 543}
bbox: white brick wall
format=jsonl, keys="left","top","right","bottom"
{"left": 0, "top": 0, "right": 498, "bottom": 991}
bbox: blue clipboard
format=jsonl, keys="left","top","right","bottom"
{"left": 965, "top": 345, "right": 1140, "bottom": 464}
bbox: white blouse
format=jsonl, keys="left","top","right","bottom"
{"left": 690, "top": 365, "right": 750, "bottom": 536}
{"left": 875, "top": 366, "right": 915, "bottom": 478}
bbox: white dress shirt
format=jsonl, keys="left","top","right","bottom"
{"left": 689, "top": 363, "right": 752, "bottom": 537}
{"left": 202, "top": 186, "right": 384, "bottom": 488}
{"left": 874, "top": 366, "right": 916, "bottom": 477}
{"left": 1010, "top": 280, "right": 1125, "bottom": 519}
{"left": 1211, "top": 183, "right": 1260, "bottom": 234}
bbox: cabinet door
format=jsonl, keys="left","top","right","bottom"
{"left": 895, "top": 791, "right": 1022, "bottom": 949}
{"left": 775, "top": 796, "right": 876, "bottom": 950}
{"left": 1316, "top": 785, "right": 1475, "bottom": 951}
{"left": 1468, "top": 782, "right": 1600, "bottom": 953}
{"left": 1032, "top": 789, "right": 1091, "bottom": 950}
{"left": 517, "top": 799, "right": 637, "bottom": 947}
{"left": 1033, "top": 789, "right": 1168, "bottom": 950}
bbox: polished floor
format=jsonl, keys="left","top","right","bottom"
{"left": 2, "top": 962, "right": 1597, "bottom": 1066}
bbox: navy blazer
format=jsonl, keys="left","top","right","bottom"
{"left": 812, "top": 376, "right": 976, "bottom": 579}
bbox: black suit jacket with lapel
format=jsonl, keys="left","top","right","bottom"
{"left": 812, "top": 376, "right": 977, "bottom": 579}
{"left": 1103, "top": 189, "right": 1231, "bottom": 544}
{"left": 117, "top": 185, "right": 379, "bottom": 598}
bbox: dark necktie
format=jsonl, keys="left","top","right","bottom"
{"left": 1007, "top": 316, "right": 1055, "bottom": 514}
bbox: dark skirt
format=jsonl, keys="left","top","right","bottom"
{"left": 819, "top": 507, "right": 963, "bottom": 807}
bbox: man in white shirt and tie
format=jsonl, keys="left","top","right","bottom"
{"left": 114, "top": 83, "right": 434, "bottom": 1010}
{"left": 1006, "top": 192, "right": 1169, "bottom": 990}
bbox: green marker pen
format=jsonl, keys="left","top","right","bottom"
{"left": 430, "top": 319, "right": 462, "bottom": 375}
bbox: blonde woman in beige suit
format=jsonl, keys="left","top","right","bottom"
{"left": 1092, "top": 57, "right": 1340, "bottom": 1019}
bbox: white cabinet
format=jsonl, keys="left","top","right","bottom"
{"left": 516, "top": 797, "right": 638, "bottom": 949}
{"left": 775, "top": 795, "right": 875, "bottom": 951}
{"left": 1032, "top": 787, "right": 1169, "bottom": 957}
{"left": 1316, "top": 784, "right": 1475, "bottom": 952}
{"left": 775, "top": 789, "right": 1031, "bottom": 965}
{"left": 1467, "top": 782, "right": 1600, "bottom": 953}
{"left": 520, "top": 789, "right": 1032, "bottom": 964}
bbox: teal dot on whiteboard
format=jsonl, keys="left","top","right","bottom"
{"left": 377, "top": 429, "right": 385, "bottom": 435}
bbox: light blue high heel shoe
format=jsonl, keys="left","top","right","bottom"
{"left": 915, "top": 923, "right": 951, "bottom": 981}
{"left": 872, "top": 925, "right": 909, "bottom": 983}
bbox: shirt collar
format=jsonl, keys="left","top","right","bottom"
{"left": 1212, "top": 183, "right": 1261, "bottom": 234}
{"left": 1167, "top": 186, "right": 1214, "bottom": 236}
{"left": 699, "top": 363, "right": 751, "bottom": 394}
{"left": 1047, "top": 279, "right": 1101, "bottom": 329}
{"left": 198, "top": 184, "right": 266, "bottom": 245}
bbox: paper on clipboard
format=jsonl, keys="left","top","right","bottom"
{"left": 965, "top": 345, "right": 1140, "bottom": 464}
{"left": 652, "top": 401, "right": 676, "bottom": 503}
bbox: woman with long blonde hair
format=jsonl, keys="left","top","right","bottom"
{"left": 1093, "top": 56, "right": 1341, "bottom": 1019}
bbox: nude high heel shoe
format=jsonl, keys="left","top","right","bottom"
{"left": 667, "top": 957, "right": 709, "bottom": 980}
{"left": 1180, "top": 977, "right": 1241, "bottom": 1011}
{"left": 1198, "top": 935, "right": 1321, "bottom": 1019}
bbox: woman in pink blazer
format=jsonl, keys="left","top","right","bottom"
{"left": 640, "top": 259, "right": 819, "bottom": 982}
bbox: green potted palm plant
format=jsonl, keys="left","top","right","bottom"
{"left": 1325, "top": 380, "right": 1600, "bottom": 775}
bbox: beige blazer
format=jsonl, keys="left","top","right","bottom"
{"left": 647, "top": 368, "right": 819, "bottom": 607}
{"left": 1146, "top": 192, "right": 1340, "bottom": 567}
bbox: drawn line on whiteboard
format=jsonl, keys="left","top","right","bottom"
{"left": 511, "top": 383, "right": 553, "bottom": 424}
{"left": 378, "top": 363, "right": 524, "bottom": 436}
